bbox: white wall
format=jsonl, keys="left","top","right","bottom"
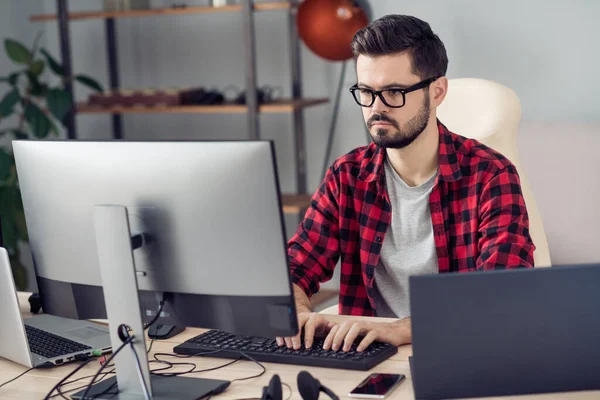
{"left": 1, "top": 1, "right": 599, "bottom": 293}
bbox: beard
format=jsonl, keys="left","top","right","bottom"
{"left": 368, "top": 92, "right": 431, "bottom": 149}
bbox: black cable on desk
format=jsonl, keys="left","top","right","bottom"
{"left": 146, "top": 339, "right": 155, "bottom": 354}
{"left": 231, "top": 352, "right": 266, "bottom": 382}
{"left": 79, "top": 336, "right": 133, "bottom": 399}
{"left": 0, "top": 367, "right": 35, "bottom": 389}
{"left": 50, "top": 368, "right": 115, "bottom": 399}
{"left": 143, "top": 301, "right": 164, "bottom": 331}
{"left": 147, "top": 349, "right": 226, "bottom": 377}
{"left": 150, "top": 350, "right": 237, "bottom": 377}
{"left": 42, "top": 360, "right": 92, "bottom": 400}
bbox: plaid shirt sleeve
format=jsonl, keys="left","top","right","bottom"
{"left": 287, "top": 167, "right": 341, "bottom": 298}
{"left": 477, "top": 165, "right": 535, "bottom": 269}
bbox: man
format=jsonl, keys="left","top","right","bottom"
{"left": 278, "top": 15, "right": 535, "bottom": 353}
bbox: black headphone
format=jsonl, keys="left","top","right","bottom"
{"left": 297, "top": 371, "right": 339, "bottom": 400}
{"left": 117, "top": 324, "right": 134, "bottom": 343}
{"left": 261, "top": 373, "right": 283, "bottom": 400}
{"left": 261, "top": 371, "right": 339, "bottom": 400}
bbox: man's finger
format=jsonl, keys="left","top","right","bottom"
{"left": 323, "top": 324, "right": 340, "bottom": 350}
{"left": 331, "top": 322, "right": 352, "bottom": 351}
{"left": 284, "top": 336, "right": 294, "bottom": 348}
{"left": 303, "top": 313, "right": 323, "bottom": 349}
{"left": 343, "top": 322, "right": 364, "bottom": 352}
{"left": 291, "top": 313, "right": 311, "bottom": 350}
{"left": 276, "top": 337, "right": 284, "bottom": 347}
{"left": 357, "top": 330, "right": 378, "bottom": 352}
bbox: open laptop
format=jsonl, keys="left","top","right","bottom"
{"left": 409, "top": 264, "right": 600, "bottom": 400}
{"left": 0, "top": 247, "right": 111, "bottom": 368}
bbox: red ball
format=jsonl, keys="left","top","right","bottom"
{"left": 297, "top": 0, "right": 369, "bottom": 62}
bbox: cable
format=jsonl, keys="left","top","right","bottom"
{"left": 143, "top": 301, "right": 164, "bottom": 331}
{"left": 128, "top": 341, "right": 151, "bottom": 400}
{"left": 230, "top": 352, "right": 266, "bottom": 383}
{"left": 43, "top": 360, "right": 92, "bottom": 400}
{"left": 146, "top": 339, "right": 155, "bottom": 354}
{"left": 80, "top": 336, "right": 133, "bottom": 399}
{"left": 0, "top": 367, "right": 34, "bottom": 389}
{"left": 150, "top": 351, "right": 238, "bottom": 377}
{"left": 282, "top": 382, "right": 293, "bottom": 400}
{"left": 50, "top": 369, "right": 115, "bottom": 399}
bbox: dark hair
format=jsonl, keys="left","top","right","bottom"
{"left": 351, "top": 15, "right": 448, "bottom": 80}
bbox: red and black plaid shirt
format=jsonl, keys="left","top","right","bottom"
{"left": 288, "top": 120, "right": 535, "bottom": 316}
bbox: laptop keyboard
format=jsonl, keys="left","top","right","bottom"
{"left": 25, "top": 325, "right": 92, "bottom": 359}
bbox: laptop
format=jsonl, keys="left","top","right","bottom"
{"left": 0, "top": 247, "right": 111, "bottom": 368}
{"left": 409, "top": 264, "right": 600, "bottom": 400}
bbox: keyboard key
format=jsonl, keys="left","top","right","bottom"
{"left": 25, "top": 325, "right": 91, "bottom": 359}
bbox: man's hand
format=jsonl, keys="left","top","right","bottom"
{"left": 277, "top": 284, "right": 412, "bottom": 352}
{"left": 323, "top": 317, "right": 412, "bottom": 352}
{"left": 276, "top": 310, "right": 334, "bottom": 350}
{"left": 276, "top": 284, "right": 336, "bottom": 350}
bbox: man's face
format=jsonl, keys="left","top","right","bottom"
{"left": 356, "top": 53, "right": 431, "bottom": 149}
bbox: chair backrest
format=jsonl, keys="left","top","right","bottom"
{"left": 437, "top": 78, "right": 551, "bottom": 267}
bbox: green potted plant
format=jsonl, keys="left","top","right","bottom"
{"left": 0, "top": 35, "right": 103, "bottom": 289}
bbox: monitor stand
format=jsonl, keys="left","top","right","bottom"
{"left": 73, "top": 205, "right": 229, "bottom": 400}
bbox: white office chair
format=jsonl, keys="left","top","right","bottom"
{"left": 437, "top": 78, "right": 551, "bottom": 267}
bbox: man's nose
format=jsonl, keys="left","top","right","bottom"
{"left": 371, "top": 94, "right": 390, "bottom": 113}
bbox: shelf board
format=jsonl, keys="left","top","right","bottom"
{"left": 281, "top": 194, "right": 311, "bottom": 214}
{"left": 30, "top": 2, "right": 291, "bottom": 22}
{"left": 76, "top": 98, "right": 328, "bottom": 115}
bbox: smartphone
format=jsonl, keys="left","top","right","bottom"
{"left": 348, "top": 373, "right": 406, "bottom": 398}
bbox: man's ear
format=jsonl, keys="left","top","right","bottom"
{"left": 431, "top": 76, "right": 448, "bottom": 107}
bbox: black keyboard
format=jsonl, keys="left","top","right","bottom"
{"left": 25, "top": 325, "right": 91, "bottom": 359}
{"left": 173, "top": 330, "right": 398, "bottom": 371}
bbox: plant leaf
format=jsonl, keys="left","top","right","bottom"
{"left": 30, "top": 59, "right": 45, "bottom": 77}
{"left": 46, "top": 88, "right": 73, "bottom": 122}
{"left": 10, "top": 256, "right": 28, "bottom": 290}
{"left": 0, "top": 150, "right": 12, "bottom": 181}
{"left": 26, "top": 71, "right": 47, "bottom": 97}
{"left": 12, "top": 130, "right": 29, "bottom": 140}
{"left": 75, "top": 74, "right": 103, "bottom": 92}
{"left": 4, "top": 39, "right": 32, "bottom": 65}
{"left": 40, "top": 48, "right": 65, "bottom": 76}
{"left": 24, "top": 101, "right": 51, "bottom": 138}
{"left": 31, "top": 31, "right": 43, "bottom": 58}
{"left": 49, "top": 119, "right": 60, "bottom": 136}
{"left": 13, "top": 188, "right": 28, "bottom": 242}
{"left": 0, "top": 208, "right": 17, "bottom": 254}
{"left": 14, "top": 210, "right": 28, "bottom": 242}
{"left": 0, "top": 88, "right": 20, "bottom": 118}
{"left": 8, "top": 71, "right": 21, "bottom": 86}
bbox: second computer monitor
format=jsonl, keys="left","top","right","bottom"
{"left": 13, "top": 140, "right": 298, "bottom": 338}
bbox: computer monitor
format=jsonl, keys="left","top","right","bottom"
{"left": 13, "top": 140, "right": 299, "bottom": 398}
{"left": 14, "top": 140, "right": 297, "bottom": 337}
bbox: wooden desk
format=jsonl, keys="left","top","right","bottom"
{"left": 1, "top": 294, "right": 599, "bottom": 399}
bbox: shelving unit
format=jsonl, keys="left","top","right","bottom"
{"left": 76, "top": 98, "right": 329, "bottom": 115}
{"left": 30, "top": 2, "right": 293, "bottom": 21}
{"left": 32, "top": 0, "right": 327, "bottom": 214}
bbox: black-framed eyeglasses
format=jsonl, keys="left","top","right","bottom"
{"left": 349, "top": 77, "right": 439, "bottom": 108}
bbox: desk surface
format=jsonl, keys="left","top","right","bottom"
{"left": 1, "top": 293, "right": 598, "bottom": 400}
